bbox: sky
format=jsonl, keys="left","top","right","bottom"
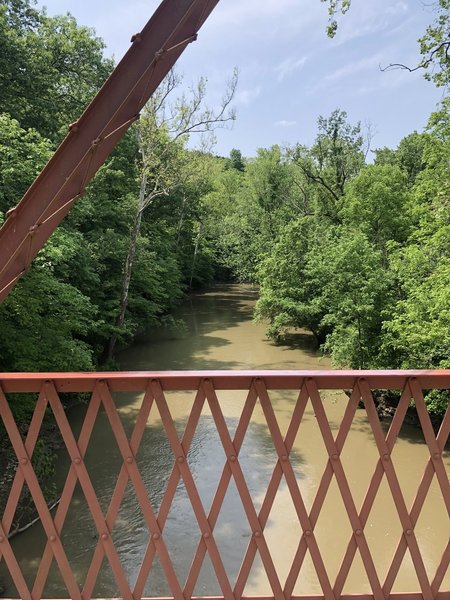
{"left": 34, "top": 0, "right": 444, "bottom": 159}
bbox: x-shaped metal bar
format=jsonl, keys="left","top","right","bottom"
{"left": 306, "top": 379, "right": 384, "bottom": 600}
{"left": 285, "top": 384, "right": 361, "bottom": 598}
{"left": 382, "top": 379, "right": 450, "bottom": 597}
{"left": 333, "top": 380, "right": 413, "bottom": 597}
{"left": 358, "top": 379, "right": 433, "bottom": 600}
{"left": 151, "top": 380, "right": 235, "bottom": 600}
{"left": 134, "top": 385, "right": 207, "bottom": 599}
{"left": 184, "top": 383, "right": 257, "bottom": 598}
{"left": 203, "top": 379, "right": 284, "bottom": 599}
{"left": 0, "top": 384, "right": 81, "bottom": 599}
{"left": 33, "top": 383, "right": 102, "bottom": 598}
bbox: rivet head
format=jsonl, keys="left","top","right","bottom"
{"left": 383, "top": 453, "right": 390, "bottom": 461}
{"left": 254, "top": 531, "right": 261, "bottom": 538}
{"left": 126, "top": 456, "right": 133, "bottom": 464}
{"left": 281, "top": 454, "right": 288, "bottom": 462}
{"left": 152, "top": 533, "right": 160, "bottom": 540}
{"left": 304, "top": 530, "right": 311, "bottom": 537}
{"left": 433, "top": 452, "right": 441, "bottom": 460}
{"left": 229, "top": 455, "right": 236, "bottom": 462}
{"left": 20, "top": 458, "right": 28, "bottom": 465}
{"left": 203, "top": 532, "right": 210, "bottom": 539}
{"left": 177, "top": 456, "right": 184, "bottom": 463}
{"left": 355, "top": 529, "right": 362, "bottom": 536}
{"left": 331, "top": 453, "right": 339, "bottom": 461}
{"left": 405, "top": 529, "right": 413, "bottom": 536}
{"left": 49, "top": 535, "right": 56, "bottom": 542}
{"left": 101, "top": 533, "right": 108, "bottom": 541}
{"left": 73, "top": 457, "right": 81, "bottom": 465}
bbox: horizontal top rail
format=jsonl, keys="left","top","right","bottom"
{"left": 1, "top": 370, "right": 450, "bottom": 392}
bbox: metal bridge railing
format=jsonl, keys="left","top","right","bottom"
{"left": 0, "top": 371, "right": 448, "bottom": 600}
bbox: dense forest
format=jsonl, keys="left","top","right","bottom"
{"left": 0, "top": 0, "right": 449, "bottom": 422}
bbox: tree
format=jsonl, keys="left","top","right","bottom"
{"left": 292, "top": 109, "right": 365, "bottom": 223}
{"left": 0, "top": 0, "right": 112, "bottom": 141}
{"left": 316, "top": 232, "right": 390, "bottom": 369}
{"left": 255, "top": 218, "right": 323, "bottom": 341}
{"left": 342, "top": 164, "right": 410, "bottom": 256}
{"left": 246, "top": 145, "right": 293, "bottom": 238}
{"left": 0, "top": 113, "right": 52, "bottom": 217}
{"left": 225, "top": 148, "right": 245, "bottom": 171}
{"left": 108, "top": 69, "right": 237, "bottom": 357}
{"left": 374, "top": 132, "right": 429, "bottom": 186}
{"left": 0, "top": 112, "right": 95, "bottom": 372}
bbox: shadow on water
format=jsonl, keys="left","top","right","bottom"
{"left": 268, "top": 331, "right": 321, "bottom": 357}
{"left": 119, "top": 284, "right": 260, "bottom": 372}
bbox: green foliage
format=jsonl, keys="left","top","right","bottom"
{"left": 0, "top": 113, "right": 52, "bottom": 214}
{"left": 293, "top": 109, "right": 365, "bottom": 223}
{"left": 247, "top": 103, "right": 449, "bottom": 419}
{"left": 225, "top": 148, "right": 245, "bottom": 172}
{"left": 0, "top": 0, "right": 112, "bottom": 141}
{"left": 419, "top": 0, "right": 450, "bottom": 88}
{"left": 375, "top": 133, "right": 428, "bottom": 184}
{"left": 320, "top": 0, "right": 352, "bottom": 37}
{"left": 256, "top": 223, "right": 389, "bottom": 369}
{"left": 0, "top": 267, "right": 95, "bottom": 372}
{"left": 342, "top": 164, "right": 411, "bottom": 251}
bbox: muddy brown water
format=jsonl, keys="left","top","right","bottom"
{"left": 2, "top": 284, "right": 449, "bottom": 597}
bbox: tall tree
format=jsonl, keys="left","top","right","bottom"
{"left": 292, "top": 109, "right": 365, "bottom": 223}
{"left": 108, "top": 69, "right": 237, "bottom": 357}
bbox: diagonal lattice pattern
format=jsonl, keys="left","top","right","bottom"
{"left": 0, "top": 371, "right": 449, "bottom": 600}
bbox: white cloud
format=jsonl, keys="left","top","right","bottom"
{"left": 210, "top": 0, "right": 302, "bottom": 27}
{"left": 275, "top": 120, "right": 297, "bottom": 127}
{"left": 325, "top": 54, "right": 384, "bottom": 82}
{"left": 332, "top": 0, "right": 410, "bottom": 46}
{"left": 356, "top": 66, "right": 422, "bottom": 96}
{"left": 275, "top": 56, "right": 307, "bottom": 82}
{"left": 385, "top": 1, "right": 408, "bottom": 16}
{"left": 236, "top": 87, "right": 262, "bottom": 106}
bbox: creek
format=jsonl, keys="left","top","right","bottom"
{"left": 2, "top": 284, "right": 449, "bottom": 597}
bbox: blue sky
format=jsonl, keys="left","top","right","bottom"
{"left": 35, "top": 0, "right": 443, "bottom": 158}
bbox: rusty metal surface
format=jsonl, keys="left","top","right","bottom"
{"left": 0, "top": 371, "right": 449, "bottom": 600}
{"left": 0, "top": 0, "right": 219, "bottom": 303}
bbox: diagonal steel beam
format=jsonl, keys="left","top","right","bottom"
{"left": 0, "top": 0, "right": 220, "bottom": 303}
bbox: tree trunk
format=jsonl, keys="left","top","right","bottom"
{"left": 108, "top": 172, "right": 146, "bottom": 360}
{"left": 189, "top": 221, "right": 203, "bottom": 290}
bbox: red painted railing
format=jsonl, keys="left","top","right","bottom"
{"left": 0, "top": 371, "right": 449, "bottom": 600}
